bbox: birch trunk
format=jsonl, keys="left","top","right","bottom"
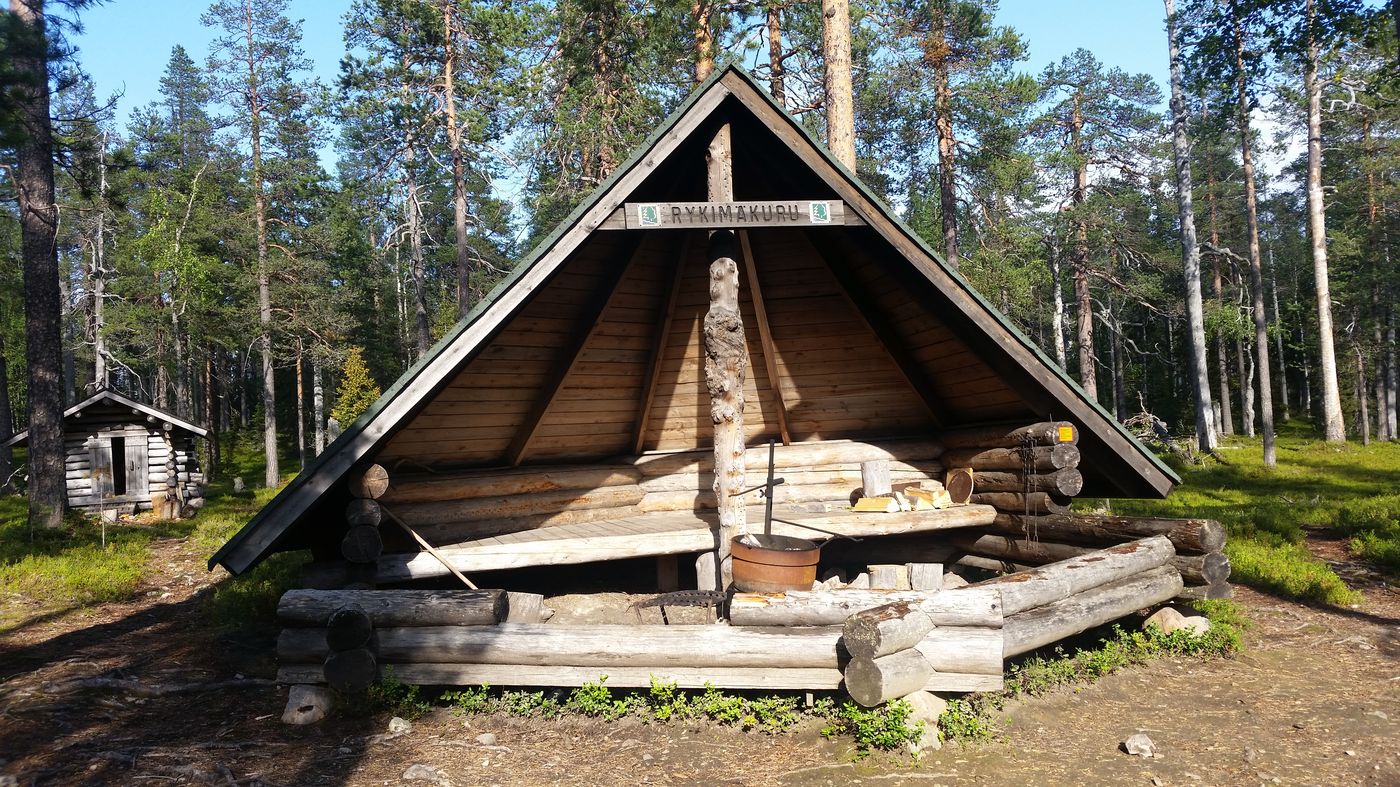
{"left": 1238, "top": 338, "right": 1255, "bottom": 437}
{"left": 821, "top": 0, "right": 856, "bottom": 170}
{"left": 313, "top": 355, "right": 326, "bottom": 455}
{"left": 295, "top": 338, "right": 306, "bottom": 469}
{"left": 92, "top": 131, "right": 108, "bottom": 389}
{"left": 1049, "top": 245, "right": 1068, "bottom": 370}
{"left": 1165, "top": 0, "right": 1216, "bottom": 450}
{"left": 1305, "top": 0, "right": 1346, "bottom": 442}
{"left": 1271, "top": 262, "right": 1290, "bottom": 422}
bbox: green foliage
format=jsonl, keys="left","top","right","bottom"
{"left": 820, "top": 699, "right": 924, "bottom": 753}
{"left": 442, "top": 684, "right": 493, "bottom": 715}
{"left": 366, "top": 668, "right": 432, "bottom": 720}
{"left": 331, "top": 346, "right": 382, "bottom": 426}
{"left": 938, "top": 698, "right": 995, "bottom": 742}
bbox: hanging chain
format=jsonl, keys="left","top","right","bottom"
{"left": 1017, "top": 432, "right": 1037, "bottom": 541}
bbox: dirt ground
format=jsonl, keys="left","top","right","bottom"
{"left": 1, "top": 534, "right": 1396, "bottom": 787}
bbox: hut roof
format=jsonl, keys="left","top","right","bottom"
{"left": 209, "top": 64, "right": 1179, "bottom": 577}
{"left": 6, "top": 388, "right": 209, "bottom": 447}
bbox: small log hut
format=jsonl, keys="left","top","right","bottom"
{"left": 7, "top": 389, "right": 208, "bottom": 519}
{"left": 211, "top": 65, "right": 1224, "bottom": 706}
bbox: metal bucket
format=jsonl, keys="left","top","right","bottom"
{"left": 730, "top": 534, "right": 821, "bottom": 593}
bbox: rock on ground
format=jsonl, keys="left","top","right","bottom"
{"left": 281, "top": 684, "right": 332, "bottom": 726}
{"left": 901, "top": 691, "right": 948, "bottom": 753}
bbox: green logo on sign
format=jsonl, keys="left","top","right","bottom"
{"left": 638, "top": 204, "right": 661, "bottom": 226}
{"left": 810, "top": 201, "right": 831, "bottom": 224}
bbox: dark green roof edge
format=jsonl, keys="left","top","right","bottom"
{"left": 208, "top": 65, "right": 739, "bottom": 573}
{"left": 718, "top": 67, "right": 1180, "bottom": 488}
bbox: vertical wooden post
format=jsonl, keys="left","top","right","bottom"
{"left": 704, "top": 121, "right": 745, "bottom": 590}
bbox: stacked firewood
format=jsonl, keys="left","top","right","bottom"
{"left": 935, "top": 421, "right": 1229, "bottom": 602}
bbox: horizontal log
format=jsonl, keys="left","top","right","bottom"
{"left": 637, "top": 483, "right": 859, "bottom": 513}
{"left": 275, "top": 663, "right": 1004, "bottom": 693}
{"left": 844, "top": 649, "right": 932, "bottom": 707}
{"left": 390, "top": 485, "right": 646, "bottom": 527}
{"left": 1002, "top": 565, "right": 1183, "bottom": 658}
{"left": 940, "top": 444, "right": 1081, "bottom": 472}
{"left": 636, "top": 464, "right": 941, "bottom": 493}
{"left": 380, "top": 464, "right": 643, "bottom": 505}
{"left": 988, "top": 513, "right": 1225, "bottom": 555}
{"left": 411, "top": 504, "right": 647, "bottom": 544}
{"left": 842, "top": 602, "right": 934, "bottom": 660}
{"left": 969, "top": 468, "right": 1083, "bottom": 497}
{"left": 950, "top": 534, "right": 1227, "bottom": 586}
{"left": 278, "top": 623, "right": 847, "bottom": 669}
{"left": 969, "top": 536, "right": 1177, "bottom": 616}
{"left": 278, "top": 589, "right": 508, "bottom": 627}
{"left": 911, "top": 625, "right": 1003, "bottom": 675}
{"left": 632, "top": 439, "right": 945, "bottom": 478}
{"left": 940, "top": 422, "right": 1079, "bottom": 449}
{"left": 968, "top": 492, "right": 1073, "bottom": 516}
{"left": 728, "top": 586, "right": 1003, "bottom": 628}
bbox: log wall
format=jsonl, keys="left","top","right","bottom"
{"left": 59, "top": 403, "right": 205, "bottom": 516}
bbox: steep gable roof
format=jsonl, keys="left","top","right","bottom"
{"left": 210, "top": 64, "right": 1177, "bottom": 577}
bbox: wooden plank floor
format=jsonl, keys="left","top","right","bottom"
{"left": 378, "top": 504, "right": 996, "bottom": 581}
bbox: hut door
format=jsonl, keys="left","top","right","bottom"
{"left": 123, "top": 438, "right": 149, "bottom": 498}
{"left": 90, "top": 433, "right": 149, "bottom": 500}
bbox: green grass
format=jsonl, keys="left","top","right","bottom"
{"left": 1094, "top": 419, "right": 1399, "bottom": 605}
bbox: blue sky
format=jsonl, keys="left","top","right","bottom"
{"left": 71, "top": 0, "right": 1172, "bottom": 137}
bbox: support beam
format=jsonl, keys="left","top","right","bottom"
{"left": 506, "top": 233, "right": 649, "bottom": 466}
{"left": 738, "top": 230, "right": 791, "bottom": 444}
{"left": 802, "top": 230, "right": 950, "bottom": 428}
{"left": 632, "top": 233, "right": 692, "bottom": 453}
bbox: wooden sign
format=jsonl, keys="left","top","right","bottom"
{"left": 619, "top": 200, "right": 847, "bottom": 230}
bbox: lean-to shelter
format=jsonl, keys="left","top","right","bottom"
{"left": 210, "top": 64, "right": 1178, "bottom": 585}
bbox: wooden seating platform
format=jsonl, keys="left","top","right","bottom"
{"left": 376, "top": 503, "right": 996, "bottom": 582}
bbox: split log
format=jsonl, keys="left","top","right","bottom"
{"left": 637, "top": 465, "right": 939, "bottom": 493}
{"left": 411, "top": 505, "right": 646, "bottom": 544}
{"left": 940, "top": 421, "right": 1079, "bottom": 449}
{"left": 844, "top": 649, "right": 933, "bottom": 707}
{"left": 860, "top": 460, "right": 892, "bottom": 497}
{"left": 969, "top": 492, "right": 1073, "bottom": 515}
{"left": 907, "top": 563, "right": 943, "bottom": 591}
{"left": 940, "top": 444, "right": 1081, "bottom": 472}
{"left": 346, "top": 499, "right": 382, "bottom": 527}
{"left": 278, "top": 589, "right": 507, "bottom": 627}
{"left": 631, "top": 439, "right": 946, "bottom": 478}
{"left": 728, "top": 586, "right": 1003, "bottom": 628}
{"left": 988, "top": 513, "right": 1225, "bottom": 555}
{"left": 278, "top": 623, "right": 846, "bottom": 669}
{"left": 637, "top": 483, "right": 860, "bottom": 513}
{"left": 969, "top": 536, "right": 1176, "bottom": 616}
{"left": 969, "top": 468, "right": 1083, "bottom": 497}
{"left": 1176, "top": 552, "right": 1231, "bottom": 586}
{"left": 1002, "top": 565, "right": 1184, "bottom": 657}
{"left": 868, "top": 564, "right": 910, "bottom": 590}
{"left": 276, "top": 663, "right": 1003, "bottom": 693}
{"left": 323, "top": 647, "right": 377, "bottom": 693}
{"left": 340, "top": 526, "right": 383, "bottom": 565}
{"left": 944, "top": 468, "right": 974, "bottom": 504}
{"left": 842, "top": 602, "right": 934, "bottom": 660}
{"left": 325, "top": 606, "right": 373, "bottom": 652}
{"left": 1175, "top": 582, "right": 1233, "bottom": 601}
{"left": 349, "top": 464, "right": 390, "bottom": 499}
{"left": 380, "top": 465, "right": 642, "bottom": 505}
{"left": 504, "top": 592, "right": 547, "bottom": 623}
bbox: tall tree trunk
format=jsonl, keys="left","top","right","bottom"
{"left": 1165, "top": 0, "right": 1217, "bottom": 450}
{"left": 1204, "top": 138, "right": 1234, "bottom": 437}
{"left": 295, "top": 338, "right": 306, "bottom": 470}
{"left": 1270, "top": 259, "right": 1290, "bottom": 422}
{"left": 821, "top": 0, "right": 856, "bottom": 170}
{"left": 767, "top": 3, "right": 785, "bottom": 106}
{"left": 404, "top": 153, "right": 430, "bottom": 356}
{"left": 928, "top": 6, "right": 959, "bottom": 269}
{"left": 92, "top": 130, "right": 108, "bottom": 389}
{"left": 1069, "top": 92, "right": 1096, "bottom": 401}
{"left": 440, "top": 0, "right": 472, "bottom": 319}
{"left": 313, "top": 354, "right": 325, "bottom": 454}
{"left": 1305, "top": 0, "right": 1346, "bottom": 442}
{"left": 1109, "top": 300, "right": 1127, "bottom": 421}
{"left": 243, "top": 0, "right": 279, "bottom": 486}
{"left": 1388, "top": 304, "right": 1397, "bottom": 439}
{"left": 0, "top": 340, "right": 13, "bottom": 494}
{"left": 12, "top": 0, "right": 64, "bottom": 527}
{"left": 1355, "top": 342, "right": 1369, "bottom": 445}
{"left": 1231, "top": 1, "right": 1275, "bottom": 465}
{"left": 693, "top": 0, "right": 715, "bottom": 82}
{"left": 1048, "top": 239, "right": 1069, "bottom": 370}
{"left": 204, "top": 351, "right": 219, "bottom": 481}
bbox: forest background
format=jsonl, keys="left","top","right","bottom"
{"left": 2, "top": 0, "right": 1397, "bottom": 527}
